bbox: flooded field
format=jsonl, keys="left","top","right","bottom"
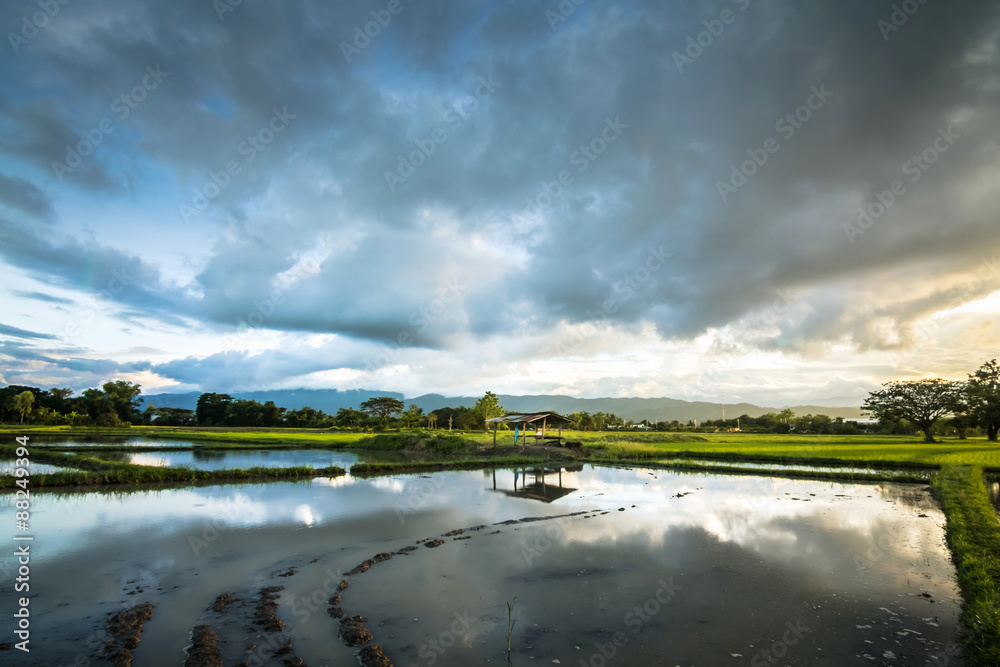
{"left": 70, "top": 448, "right": 359, "bottom": 471}
{"left": 32, "top": 436, "right": 200, "bottom": 448}
{"left": 1, "top": 464, "right": 961, "bottom": 666}
{"left": 656, "top": 458, "right": 935, "bottom": 478}
{"left": 0, "top": 460, "right": 75, "bottom": 475}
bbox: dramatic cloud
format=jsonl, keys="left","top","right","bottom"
{"left": 1, "top": 0, "right": 998, "bottom": 404}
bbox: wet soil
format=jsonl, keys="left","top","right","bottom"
{"left": 101, "top": 603, "right": 154, "bottom": 667}
{"left": 184, "top": 625, "right": 222, "bottom": 667}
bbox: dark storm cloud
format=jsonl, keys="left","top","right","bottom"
{"left": 1, "top": 0, "right": 998, "bottom": 373}
{"left": 0, "top": 171, "right": 56, "bottom": 220}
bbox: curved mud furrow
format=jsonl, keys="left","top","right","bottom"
{"left": 325, "top": 509, "right": 613, "bottom": 667}
{"left": 100, "top": 603, "right": 154, "bottom": 667}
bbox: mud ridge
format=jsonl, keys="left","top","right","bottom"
{"left": 101, "top": 603, "right": 154, "bottom": 667}
{"left": 184, "top": 625, "right": 222, "bottom": 667}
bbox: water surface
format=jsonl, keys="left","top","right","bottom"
{"left": 71, "top": 448, "right": 358, "bottom": 471}
{"left": 0, "top": 465, "right": 960, "bottom": 666}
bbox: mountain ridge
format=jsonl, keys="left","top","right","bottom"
{"left": 141, "top": 388, "right": 864, "bottom": 422}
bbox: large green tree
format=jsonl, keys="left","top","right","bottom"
{"left": 102, "top": 380, "right": 143, "bottom": 423}
{"left": 196, "top": 393, "right": 233, "bottom": 426}
{"left": 359, "top": 396, "right": 404, "bottom": 424}
{"left": 966, "top": 359, "right": 1000, "bottom": 441}
{"left": 401, "top": 404, "right": 424, "bottom": 428}
{"left": 14, "top": 391, "right": 34, "bottom": 424}
{"left": 862, "top": 378, "right": 964, "bottom": 443}
{"left": 472, "top": 391, "right": 505, "bottom": 428}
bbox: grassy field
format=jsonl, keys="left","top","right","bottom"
{"left": 933, "top": 466, "right": 1000, "bottom": 667}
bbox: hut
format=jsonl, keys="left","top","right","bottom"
{"left": 484, "top": 411, "right": 575, "bottom": 448}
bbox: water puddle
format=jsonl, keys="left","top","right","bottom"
{"left": 1, "top": 465, "right": 961, "bottom": 666}
{"left": 70, "top": 448, "right": 359, "bottom": 471}
{"left": 0, "top": 459, "right": 77, "bottom": 475}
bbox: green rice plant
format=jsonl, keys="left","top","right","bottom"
{"left": 505, "top": 597, "right": 517, "bottom": 658}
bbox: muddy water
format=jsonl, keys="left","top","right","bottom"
{"left": 0, "top": 466, "right": 961, "bottom": 666}
{"left": 74, "top": 448, "right": 359, "bottom": 471}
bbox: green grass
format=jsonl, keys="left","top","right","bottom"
{"left": 932, "top": 466, "right": 1000, "bottom": 666}
{"left": 349, "top": 456, "right": 550, "bottom": 476}
{"left": 599, "top": 458, "right": 931, "bottom": 484}
{"left": 530, "top": 431, "right": 1000, "bottom": 468}
{"left": 1, "top": 425, "right": 368, "bottom": 447}
{"left": 348, "top": 432, "right": 481, "bottom": 454}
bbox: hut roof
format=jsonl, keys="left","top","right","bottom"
{"left": 485, "top": 411, "right": 574, "bottom": 425}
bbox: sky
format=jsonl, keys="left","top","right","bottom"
{"left": 0, "top": 0, "right": 998, "bottom": 408}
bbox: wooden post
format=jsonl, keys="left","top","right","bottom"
{"left": 542, "top": 417, "right": 547, "bottom": 442}
{"left": 493, "top": 422, "right": 497, "bottom": 449}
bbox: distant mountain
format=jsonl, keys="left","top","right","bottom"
{"left": 406, "top": 394, "right": 863, "bottom": 422}
{"left": 142, "top": 388, "right": 862, "bottom": 422}
{"left": 141, "top": 388, "right": 404, "bottom": 412}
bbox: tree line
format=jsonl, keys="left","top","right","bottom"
{"left": 0, "top": 381, "right": 142, "bottom": 426}
{"left": 862, "top": 359, "right": 1000, "bottom": 442}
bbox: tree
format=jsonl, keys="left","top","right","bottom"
{"left": 359, "top": 396, "right": 404, "bottom": 424}
{"left": 862, "top": 378, "right": 964, "bottom": 443}
{"left": 426, "top": 413, "right": 438, "bottom": 429}
{"left": 14, "top": 391, "right": 34, "bottom": 424}
{"left": 402, "top": 404, "right": 424, "bottom": 428}
{"left": 196, "top": 393, "right": 233, "bottom": 426}
{"left": 334, "top": 407, "right": 370, "bottom": 429}
{"left": 472, "top": 391, "right": 505, "bottom": 428}
{"left": 102, "top": 380, "right": 143, "bottom": 424}
{"left": 966, "top": 359, "right": 1000, "bottom": 441}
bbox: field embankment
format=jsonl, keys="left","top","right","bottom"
{"left": 932, "top": 466, "right": 1000, "bottom": 667}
